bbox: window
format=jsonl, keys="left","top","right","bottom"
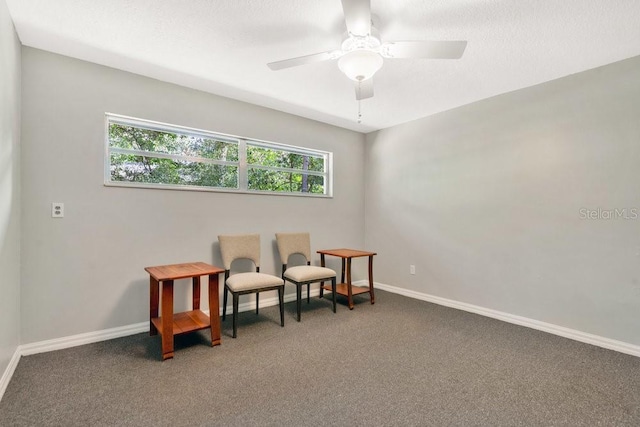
{"left": 105, "top": 114, "right": 332, "bottom": 196}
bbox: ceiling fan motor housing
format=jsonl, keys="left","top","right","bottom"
{"left": 339, "top": 27, "right": 383, "bottom": 81}
{"left": 341, "top": 26, "right": 381, "bottom": 52}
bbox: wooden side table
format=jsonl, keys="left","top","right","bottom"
{"left": 145, "top": 262, "right": 224, "bottom": 360}
{"left": 317, "top": 249, "right": 376, "bottom": 310}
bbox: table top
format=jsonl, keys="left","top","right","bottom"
{"left": 317, "top": 248, "right": 377, "bottom": 258}
{"left": 145, "top": 262, "right": 224, "bottom": 281}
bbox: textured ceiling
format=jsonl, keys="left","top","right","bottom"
{"left": 6, "top": 0, "right": 640, "bottom": 132}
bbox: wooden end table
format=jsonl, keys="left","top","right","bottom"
{"left": 145, "top": 262, "right": 224, "bottom": 360}
{"left": 317, "top": 249, "right": 376, "bottom": 310}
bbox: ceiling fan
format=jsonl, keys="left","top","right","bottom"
{"left": 267, "top": 0, "right": 467, "bottom": 101}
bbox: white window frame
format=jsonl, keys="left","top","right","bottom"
{"left": 104, "top": 113, "right": 333, "bottom": 197}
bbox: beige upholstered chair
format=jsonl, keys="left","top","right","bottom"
{"left": 218, "top": 234, "right": 284, "bottom": 338}
{"left": 276, "top": 232, "right": 337, "bottom": 321}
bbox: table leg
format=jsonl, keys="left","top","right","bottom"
{"left": 319, "top": 253, "right": 326, "bottom": 298}
{"left": 341, "top": 258, "right": 346, "bottom": 284}
{"left": 149, "top": 277, "right": 159, "bottom": 336}
{"left": 161, "top": 280, "right": 174, "bottom": 360}
{"left": 208, "top": 273, "right": 222, "bottom": 347}
{"left": 192, "top": 276, "right": 201, "bottom": 310}
{"left": 346, "top": 257, "right": 354, "bottom": 310}
{"left": 368, "top": 255, "right": 375, "bottom": 305}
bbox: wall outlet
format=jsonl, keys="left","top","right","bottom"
{"left": 52, "top": 202, "right": 64, "bottom": 218}
{"left": 410, "top": 265, "right": 415, "bottom": 275}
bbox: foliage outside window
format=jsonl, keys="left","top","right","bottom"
{"left": 105, "top": 114, "right": 332, "bottom": 196}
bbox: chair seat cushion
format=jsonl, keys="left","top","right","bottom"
{"left": 284, "top": 266, "right": 336, "bottom": 283}
{"left": 226, "top": 272, "right": 283, "bottom": 292}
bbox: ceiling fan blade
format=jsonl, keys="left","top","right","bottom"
{"left": 341, "top": 0, "right": 371, "bottom": 36}
{"left": 355, "top": 78, "right": 374, "bottom": 100}
{"left": 380, "top": 40, "right": 467, "bottom": 59}
{"left": 268, "top": 50, "right": 342, "bottom": 71}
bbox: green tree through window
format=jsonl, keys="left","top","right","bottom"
{"left": 109, "top": 124, "right": 239, "bottom": 188}
{"left": 105, "top": 114, "right": 331, "bottom": 196}
{"left": 247, "top": 145, "right": 325, "bottom": 194}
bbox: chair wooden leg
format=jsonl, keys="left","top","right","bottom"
{"left": 307, "top": 283, "right": 310, "bottom": 303}
{"left": 278, "top": 286, "right": 285, "bottom": 327}
{"left": 232, "top": 293, "right": 239, "bottom": 338}
{"left": 331, "top": 277, "right": 337, "bottom": 313}
{"left": 256, "top": 293, "right": 259, "bottom": 315}
{"left": 222, "top": 286, "right": 228, "bottom": 321}
{"left": 296, "top": 284, "right": 302, "bottom": 322}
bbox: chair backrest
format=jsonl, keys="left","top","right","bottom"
{"left": 275, "top": 232, "right": 311, "bottom": 264}
{"left": 218, "top": 234, "right": 261, "bottom": 270}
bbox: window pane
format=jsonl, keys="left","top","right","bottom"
{"left": 248, "top": 168, "right": 324, "bottom": 194}
{"left": 110, "top": 153, "right": 238, "bottom": 188}
{"left": 247, "top": 145, "right": 324, "bottom": 172}
{"left": 109, "top": 124, "right": 238, "bottom": 161}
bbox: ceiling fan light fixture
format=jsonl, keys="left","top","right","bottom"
{"left": 338, "top": 49, "right": 383, "bottom": 81}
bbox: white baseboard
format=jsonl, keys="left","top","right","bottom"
{"left": 19, "top": 322, "right": 150, "bottom": 356}
{"left": 18, "top": 287, "right": 316, "bottom": 357}
{"left": 0, "top": 287, "right": 315, "bottom": 402}
{"left": 6, "top": 281, "right": 636, "bottom": 403}
{"left": 0, "top": 347, "right": 21, "bottom": 402}
{"left": 359, "top": 280, "right": 640, "bottom": 358}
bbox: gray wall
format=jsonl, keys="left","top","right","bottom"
{"left": 365, "top": 55, "right": 640, "bottom": 346}
{"left": 20, "top": 47, "right": 365, "bottom": 344}
{"left": 0, "top": 0, "right": 21, "bottom": 375}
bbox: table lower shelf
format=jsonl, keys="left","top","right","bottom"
{"left": 151, "top": 309, "right": 211, "bottom": 336}
{"left": 322, "top": 283, "right": 371, "bottom": 296}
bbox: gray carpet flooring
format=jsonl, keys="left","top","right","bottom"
{"left": 1, "top": 290, "right": 639, "bottom": 426}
